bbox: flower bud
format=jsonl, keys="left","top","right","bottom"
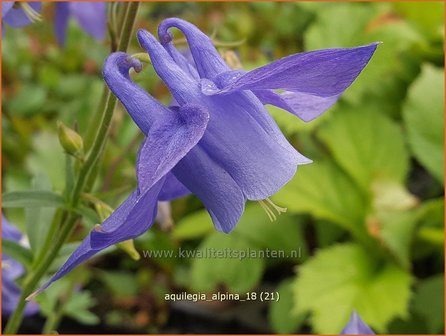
{"left": 117, "top": 239, "right": 141, "bottom": 260}
{"left": 57, "top": 121, "right": 84, "bottom": 156}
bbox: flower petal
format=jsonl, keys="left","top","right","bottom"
{"left": 217, "top": 43, "right": 378, "bottom": 95}
{"left": 103, "top": 52, "right": 166, "bottom": 134}
{"left": 135, "top": 103, "right": 209, "bottom": 193}
{"left": 210, "top": 44, "right": 378, "bottom": 121}
{"left": 172, "top": 146, "right": 246, "bottom": 233}
{"left": 137, "top": 29, "right": 198, "bottom": 105}
{"left": 39, "top": 184, "right": 162, "bottom": 292}
{"left": 253, "top": 89, "right": 339, "bottom": 122}
{"left": 158, "top": 172, "right": 190, "bottom": 201}
{"left": 341, "top": 311, "right": 375, "bottom": 335}
{"left": 70, "top": 2, "right": 106, "bottom": 40}
{"left": 158, "top": 18, "right": 229, "bottom": 80}
{"left": 3, "top": 2, "right": 41, "bottom": 27}
{"left": 54, "top": 3, "right": 70, "bottom": 46}
{"left": 200, "top": 90, "right": 308, "bottom": 200}
{"left": 2, "top": 2, "right": 14, "bottom": 18}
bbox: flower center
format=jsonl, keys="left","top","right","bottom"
{"left": 15, "top": 2, "right": 42, "bottom": 23}
{"left": 258, "top": 198, "right": 287, "bottom": 222}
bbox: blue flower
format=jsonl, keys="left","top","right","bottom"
{"left": 54, "top": 2, "right": 106, "bottom": 46}
{"left": 341, "top": 311, "right": 374, "bottom": 334}
{"left": 2, "top": 215, "right": 39, "bottom": 316}
{"left": 2, "top": 1, "right": 42, "bottom": 36}
{"left": 37, "top": 18, "right": 377, "bottom": 293}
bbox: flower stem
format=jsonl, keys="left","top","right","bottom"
{"left": 3, "top": 3, "right": 140, "bottom": 334}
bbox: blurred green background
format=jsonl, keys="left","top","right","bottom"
{"left": 2, "top": 2, "right": 444, "bottom": 334}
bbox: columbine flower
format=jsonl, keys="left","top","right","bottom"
{"left": 54, "top": 2, "right": 106, "bottom": 46}
{"left": 341, "top": 311, "right": 374, "bottom": 334}
{"left": 36, "top": 18, "right": 377, "bottom": 294}
{"left": 2, "top": 215, "right": 39, "bottom": 315}
{"left": 2, "top": 2, "right": 42, "bottom": 36}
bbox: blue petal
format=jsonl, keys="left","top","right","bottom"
{"left": 209, "top": 44, "right": 378, "bottom": 121}
{"left": 135, "top": 104, "right": 209, "bottom": 193}
{"left": 3, "top": 2, "right": 41, "bottom": 27}
{"left": 137, "top": 29, "right": 199, "bottom": 106}
{"left": 70, "top": 2, "right": 106, "bottom": 40}
{"left": 38, "top": 185, "right": 161, "bottom": 292}
{"left": 2, "top": 2, "right": 14, "bottom": 18}
{"left": 172, "top": 145, "right": 246, "bottom": 233}
{"left": 341, "top": 311, "right": 375, "bottom": 335}
{"left": 253, "top": 89, "right": 339, "bottom": 122}
{"left": 158, "top": 18, "right": 230, "bottom": 80}
{"left": 54, "top": 3, "right": 70, "bottom": 46}
{"left": 103, "top": 52, "right": 166, "bottom": 134}
{"left": 199, "top": 89, "right": 309, "bottom": 200}
{"left": 158, "top": 172, "right": 190, "bottom": 201}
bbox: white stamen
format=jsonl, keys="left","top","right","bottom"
{"left": 17, "top": 2, "right": 42, "bottom": 23}
{"left": 258, "top": 198, "right": 287, "bottom": 222}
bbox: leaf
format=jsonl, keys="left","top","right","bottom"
{"left": 234, "top": 205, "right": 307, "bottom": 260}
{"left": 268, "top": 279, "right": 306, "bottom": 334}
{"left": 2, "top": 190, "right": 64, "bottom": 208}
{"left": 317, "top": 105, "right": 409, "bottom": 192}
{"left": 403, "top": 64, "right": 444, "bottom": 183}
{"left": 190, "top": 233, "right": 264, "bottom": 293}
{"left": 98, "top": 271, "right": 139, "bottom": 297}
{"left": 8, "top": 84, "right": 48, "bottom": 116}
{"left": 413, "top": 274, "right": 444, "bottom": 333}
{"left": 64, "top": 291, "right": 99, "bottom": 325}
{"left": 26, "top": 174, "right": 56, "bottom": 254}
{"left": 273, "top": 160, "right": 367, "bottom": 233}
{"left": 294, "top": 243, "right": 412, "bottom": 333}
{"left": 394, "top": 2, "right": 444, "bottom": 36}
{"left": 172, "top": 209, "right": 213, "bottom": 240}
{"left": 373, "top": 210, "right": 419, "bottom": 269}
{"left": 26, "top": 132, "right": 66, "bottom": 192}
{"left": 2, "top": 239, "right": 33, "bottom": 268}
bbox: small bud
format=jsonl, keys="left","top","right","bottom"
{"left": 57, "top": 121, "right": 84, "bottom": 157}
{"left": 94, "top": 202, "right": 114, "bottom": 222}
{"left": 117, "top": 239, "right": 141, "bottom": 260}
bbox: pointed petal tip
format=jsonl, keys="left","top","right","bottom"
{"left": 25, "top": 288, "right": 42, "bottom": 302}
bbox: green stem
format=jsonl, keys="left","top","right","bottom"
{"left": 3, "top": 3, "right": 140, "bottom": 334}
{"left": 42, "top": 280, "right": 77, "bottom": 334}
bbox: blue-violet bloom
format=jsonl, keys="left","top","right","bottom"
{"left": 54, "top": 2, "right": 106, "bottom": 46}
{"left": 341, "top": 311, "right": 375, "bottom": 334}
{"left": 37, "top": 18, "right": 378, "bottom": 294}
{"left": 2, "top": 215, "right": 39, "bottom": 315}
{"left": 2, "top": 2, "right": 42, "bottom": 36}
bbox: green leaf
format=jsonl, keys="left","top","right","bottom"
{"left": 25, "top": 174, "right": 55, "bottom": 254}
{"left": 2, "top": 239, "right": 33, "bottom": 268}
{"left": 234, "top": 205, "right": 307, "bottom": 260}
{"left": 2, "top": 190, "right": 64, "bottom": 208}
{"left": 273, "top": 160, "right": 367, "bottom": 233}
{"left": 64, "top": 291, "right": 99, "bottom": 325}
{"left": 269, "top": 279, "right": 306, "bottom": 334}
{"left": 394, "top": 2, "right": 444, "bottom": 36}
{"left": 318, "top": 105, "right": 409, "bottom": 192}
{"left": 172, "top": 209, "right": 213, "bottom": 240}
{"left": 294, "top": 243, "right": 412, "bottom": 333}
{"left": 26, "top": 132, "right": 66, "bottom": 192}
{"left": 190, "top": 233, "right": 264, "bottom": 293}
{"left": 403, "top": 64, "right": 444, "bottom": 183}
{"left": 413, "top": 274, "right": 444, "bottom": 333}
{"left": 98, "top": 271, "right": 139, "bottom": 297}
{"left": 374, "top": 210, "right": 419, "bottom": 269}
{"left": 8, "top": 84, "right": 48, "bottom": 116}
